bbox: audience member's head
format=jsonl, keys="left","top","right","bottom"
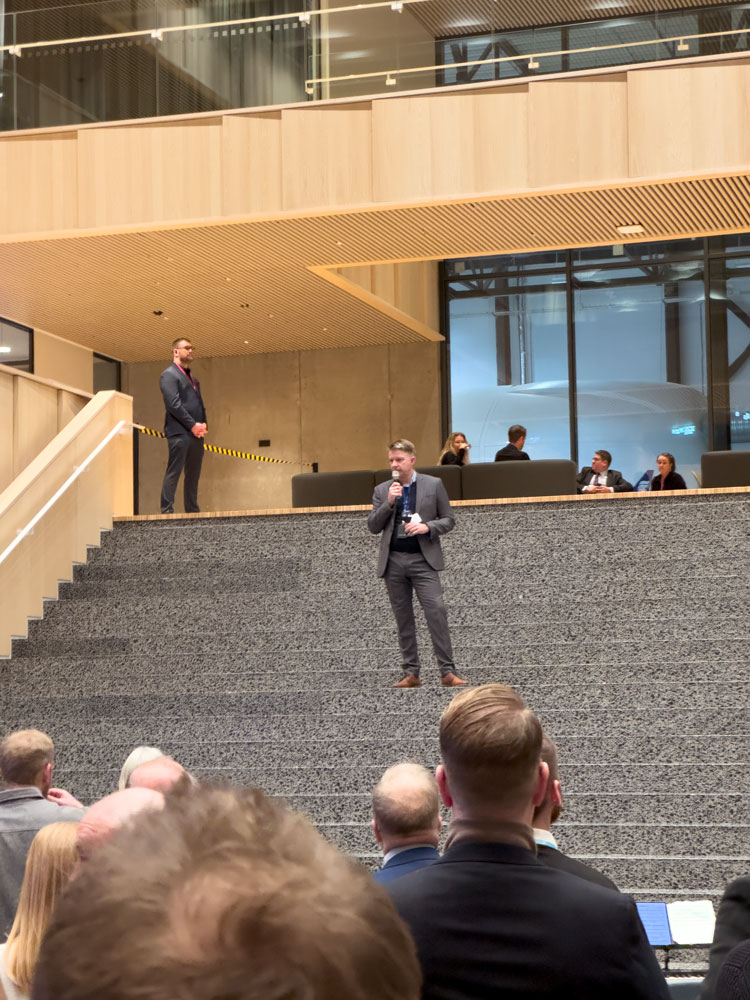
{"left": 437, "top": 684, "right": 545, "bottom": 822}
{"left": 3, "top": 822, "right": 79, "bottom": 993}
{"left": 117, "top": 746, "right": 165, "bottom": 790}
{"left": 33, "top": 785, "right": 422, "bottom": 1000}
{"left": 75, "top": 788, "right": 164, "bottom": 865}
{"left": 128, "top": 756, "right": 190, "bottom": 795}
{"left": 0, "top": 729, "right": 55, "bottom": 794}
{"left": 508, "top": 425, "right": 527, "bottom": 447}
{"left": 532, "top": 733, "right": 562, "bottom": 830}
{"left": 592, "top": 449, "right": 612, "bottom": 471}
{"left": 372, "top": 762, "right": 441, "bottom": 855}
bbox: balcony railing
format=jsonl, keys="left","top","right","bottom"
{"left": 0, "top": 0, "right": 748, "bottom": 130}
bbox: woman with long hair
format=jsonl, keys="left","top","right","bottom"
{"left": 0, "top": 821, "right": 79, "bottom": 999}
{"left": 650, "top": 452, "right": 687, "bottom": 491}
{"left": 438, "top": 432, "right": 471, "bottom": 466}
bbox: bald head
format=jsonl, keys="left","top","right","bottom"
{"left": 77, "top": 788, "right": 165, "bottom": 863}
{"left": 128, "top": 757, "right": 188, "bottom": 795}
{"left": 372, "top": 763, "right": 441, "bottom": 854}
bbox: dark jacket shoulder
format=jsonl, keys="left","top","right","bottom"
{"left": 494, "top": 444, "right": 530, "bottom": 462}
{"left": 536, "top": 844, "right": 619, "bottom": 892}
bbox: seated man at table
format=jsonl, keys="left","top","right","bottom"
{"left": 577, "top": 450, "right": 633, "bottom": 494}
{"left": 494, "top": 425, "right": 530, "bottom": 462}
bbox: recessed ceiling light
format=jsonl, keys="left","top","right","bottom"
{"left": 268, "top": 313, "right": 274, "bottom": 319}
{"left": 615, "top": 225, "right": 645, "bottom": 236}
{"left": 336, "top": 241, "right": 344, "bottom": 246}
{"left": 0, "top": 346, "right": 12, "bottom": 354}
{"left": 244, "top": 340, "right": 249, "bottom": 344}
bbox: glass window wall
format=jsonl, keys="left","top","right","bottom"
{"left": 0, "top": 318, "right": 32, "bottom": 371}
{"left": 444, "top": 236, "right": 748, "bottom": 489}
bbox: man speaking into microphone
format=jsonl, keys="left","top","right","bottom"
{"left": 368, "top": 438, "right": 466, "bottom": 689}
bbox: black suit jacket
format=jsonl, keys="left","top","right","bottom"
{"left": 577, "top": 467, "right": 633, "bottom": 493}
{"left": 650, "top": 470, "right": 687, "bottom": 491}
{"left": 701, "top": 876, "right": 750, "bottom": 1000}
{"left": 387, "top": 840, "right": 668, "bottom": 1000}
{"left": 494, "top": 443, "right": 530, "bottom": 462}
{"left": 536, "top": 843, "right": 620, "bottom": 892}
{"left": 159, "top": 363, "right": 207, "bottom": 438}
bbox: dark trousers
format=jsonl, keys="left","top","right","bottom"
{"left": 384, "top": 550, "right": 456, "bottom": 677}
{"left": 161, "top": 434, "right": 204, "bottom": 513}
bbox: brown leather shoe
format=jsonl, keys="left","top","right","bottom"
{"left": 393, "top": 674, "right": 422, "bottom": 688}
{"left": 441, "top": 672, "right": 468, "bottom": 687}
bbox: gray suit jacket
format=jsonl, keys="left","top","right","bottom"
{"left": 368, "top": 473, "right": 455, "bottom": 578}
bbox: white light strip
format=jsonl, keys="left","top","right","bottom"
{"left": 0, "top": 420, "right": 127, "bottom": 567}
{"left": 0, "top": 0, "right": 430, "bottom": 54}
{"left": 305, "top": 25, "right": 750, "bottom": 87}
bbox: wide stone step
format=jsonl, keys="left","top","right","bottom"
{"left": 6, "top": 684, "right": 750, "bottom": 717}
{"left": 10, "top": 708, "right": 749, "bottom": 744}
{"left": 53, "top": 762, "right": 750, "bottom": 799}
{"left": 6, "top": 657, "right": 749, "bottom": 696}
{"left": 47, "top": 734, "right": 750, "bottom": 771}
{"left": 315, "top": 821, "right": 750, "bottom": 857}
{"left": 278, "top": 792, "right": 750, "bottom": 827}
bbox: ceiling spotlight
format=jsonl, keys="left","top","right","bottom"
{"left": 391, "top": 1, "right": 403, "bottom": 11}
{"left": 150, "top": 29, "right": 163, "bottom": 41}
{"left": 528, "top": 56, "right": 539, "bottom": 69}
{"left": 677, "top": 38, "right": 689, "bottom": 51}
{"left": 615, "top": 224, "right": 646, "bottom": 236}
{"left": 298, "top": 11, "right": 311, "bottom": 23}
{"left": 0, "top": 346, "right": 12, "bottom": 354}
{"left": 385, "top": 73, "right": 397, "bottom": 86}
{"left": 8, "top": 45, "right": 22, "bottom": 57}
{"left": 244, "top": 339, "right": 249, "bottom": 344}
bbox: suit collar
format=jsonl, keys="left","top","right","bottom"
{"left": 383, "top": 845, "right": 440, "bottom": 868}
{"left": 440, "top": 840, "right": 542, "bottom": 867}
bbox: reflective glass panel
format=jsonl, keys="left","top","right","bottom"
{"left": 573, "top": 264, "right": 707, "bottom": 488}
{"left": 0, "top": 318, "right": 32, "bottom": 371}
{"left": 709, "top": 255, "right": 750, "bottom": 451}
{"left": 448, "top": 273, "right": 569, "bottom": 463}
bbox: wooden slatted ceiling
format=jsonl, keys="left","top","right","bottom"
{"left": 1, "top": 172, "right": 750, "bottom": 361}
{"left": 409, "top": 0, "right": 735, "bottom": 39}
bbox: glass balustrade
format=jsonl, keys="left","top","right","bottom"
{"left": 0, "top": 0, "right": 748, "bottom": 130}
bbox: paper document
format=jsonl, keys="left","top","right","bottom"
{"left": 666, "top": 900, "right": 716, "bottom": 945}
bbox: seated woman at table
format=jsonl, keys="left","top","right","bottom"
{"left": 650, "top": 452, "right": 687, "bottom": 491}
{"left": 438, "top": 432, "right": 472, "bottom": 466}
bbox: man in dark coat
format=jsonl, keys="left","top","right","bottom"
{"left": 159, "top": 338, "right": 207, "bottom": 514}
{"left": 387, "top": 684, "right": 669, "bottom": 1000}
{"left": 532, "top": 733, "right": 619, "bottom": 891}
{"left": 577, "top": 449, "right": 633, "bottom": 493}
{"left": 494, "top": 424, "right": 530, "bottom": 462}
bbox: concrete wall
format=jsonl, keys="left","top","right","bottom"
{"left": 34, "top": 329, "right": 94, "bottom": 394}
{"left": 124, "top": 341, "right": 442, "bottom": 513}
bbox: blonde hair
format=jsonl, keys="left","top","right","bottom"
{"left": 440, "top": 684, "right": 542, "bottom": 810}
{"left": 437, "top": 433, "right": 470, "bottom": 465}
{"left": 5, "top": 822, "right": 79, "bottom": 991}
{"left": 0, "top": 730, "right": 54, "bottom": 786}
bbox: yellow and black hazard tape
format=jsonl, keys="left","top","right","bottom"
{"left": 135, "top": 424, "right": 303, "bottom": 466}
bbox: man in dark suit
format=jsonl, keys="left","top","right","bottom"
{"left": 387, "top": 684, "right": 669, "bottom": 1000}
{"left": 159, "top": 338, "right": 208, "bottom": 514}
{"left": 494, "top": 424, "right": 530, "bottom": 462}
{"left": 372, "top": 762, "right": 441, "bottom": 885}
{"left": 701, "top": 876, "right": 750, "bottom": 1000}
{"left": 577, "top": 449, "right": 633, "bottom": 494}
{"left": 533, "top": 733, "right": 619, "bottom": 891}
{"left": 368, "top": 439, "right": 465, "bottom": 689}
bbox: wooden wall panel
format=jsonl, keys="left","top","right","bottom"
{"left": 0, "top": 134, "right": 78, "bottom": 235}
{"left": 58, "top": 390, "right": 88, "bottom": 430}
{"left": 222, "top": 113, "right": 283, "bottom": 216}
{"left": 12, "top": 379, "right": 59, "bottom": 477}
{"left": 77, "top": 120, "right": 223, "bottom": 228}
{"left": 628, "top": 61, "right": 750, "bottom": 177}
{"left": 528, "top": 75, "right": 628, "bottom": 188}
{"left": 0, "top": 373, "right": 14, "bottom": 493}
{"left": 372, "top": 90, "right": 528, "bottom": 202}
{"left": 281, "top": 106, "right": 373, "bottom": 210}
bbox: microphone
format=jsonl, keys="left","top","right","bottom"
{"left": 391, "top": 470, "right": 400, "bottom": 480}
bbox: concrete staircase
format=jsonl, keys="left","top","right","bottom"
{"left": 2, "top": 492, "right": 749, "bottom": 971}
